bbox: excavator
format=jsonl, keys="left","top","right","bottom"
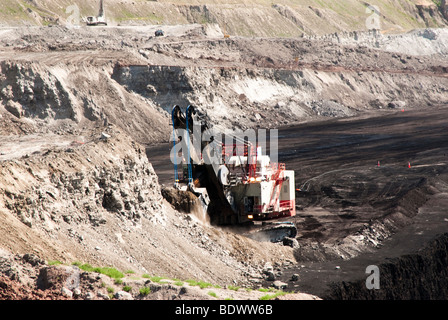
{"left": 86, "top": 0, "right": 107, "bottom": 26}
{"left": 170, "top": 105, "right": 297, "bottom": 243}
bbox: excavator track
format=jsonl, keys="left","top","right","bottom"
{"left": 244, "top": 222, "right": 297, "bottom": 243}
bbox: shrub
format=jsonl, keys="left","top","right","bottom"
{"left": 139, "top": 287, "right": 151, "bottom": 296}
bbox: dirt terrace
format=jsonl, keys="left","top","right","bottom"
{"left": 1, "top": 23, "right": 448, "bottom": 300}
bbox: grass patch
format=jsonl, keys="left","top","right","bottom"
{"left": 48, "top": 260, "right": 63, "bottom": 266}
{"left": 174, "top": 281, "right": 184, "bottom": 286}
{"left": 139, "top": 287, "right": 151, "bottom": 296}
{"left": 227, "top": 285, "right": 240, "bottom": 291}
{"left": 207, "top": 291, "right": 218, "bottom": 298}
{"left": 143, "top": 275, "right": 165, "bottom": 283}
{"left": 123, "top": 286, "right": 132, "bottom": 292}
{"left": 72, "top": 262, "right": 124, "bottom": 280}
{"left": 185, "top": 279, "right": 215, "bottom": 289}
{"left": 259, "top": 291, "right": 289, "bottom": 300}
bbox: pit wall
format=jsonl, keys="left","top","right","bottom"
{"left": 326, "top": 233, "right": 448, "bottom": 300}
{"left": 112, "top": 63, "right": 448, "bottom": 131}
{"left": 0, "top": 60, "right": 170, "bottom": 144}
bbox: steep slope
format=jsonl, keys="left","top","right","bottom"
{"left": 0, "top": 125, "right": 295, "bottom": 287}
{"left": 0, "top": 0, "right": 447, "bottom": 36}
{"left": 0, "top": 57, "right": 170, "bottom": 145}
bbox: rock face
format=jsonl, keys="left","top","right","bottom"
{"left": 0, "top": 124, "right": 295, "bottom": 288}
{"left": 112, "top": 35, "right": 448, "bottom": 131}
{"left": 0, "top": 59, "right": 170, "bottom": 145}
{"left": 1, "top": 128, "right": 165, "bottom": 233}
{"left": 0, "top": 0, "right": 447, "bottom": 36}
{"left": 0, "top": 61, "right": 75, "bottom": 121}
{"left": 326, "top": 233, "right": 448, "bottom": 300}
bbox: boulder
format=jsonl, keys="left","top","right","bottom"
{"left": 114, "top": 290, "right": 134, "bottom": 300}
{"left": 5, "top": 101, "right": 23, "bottom": 118}
{"left": 283, "top": 237, "right": 299, "bottom": 248}
{"left": 272, "top": 281, "right": 288, "bottom": 290}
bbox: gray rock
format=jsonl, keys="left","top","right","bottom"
{"left": 387, "top": 100, "right": 406, "bottom": 109}
{"left": 97, "top": 291, "right": 110, "bottom": 300}
{"left": 114, "top": 290, "right": 134, "bottom": 300}
{"left": 61, "top": 287, "right": 73, "bottom": 298}
{"left": 73, "top": 288, "right": 82, "bottom": 298}
{"left": 283, "top": 237, "right": 299, "bottom": 248}
{"left": 5, "top": 100, "right": 23, "bottom": 118}
{"left": 102, "top": 190, "right": 123, "bottom": 211}
{"left": 100, "top": 132, "right": 111, "bottom": 140}
{"left": 85, "top": 292, "right": 95, "bottom": 300}
{"left": 272, "top": 281, "right": 288, "bottom": 290}
{"left": 265, "top": 271, "right": 276, "bottom": 281}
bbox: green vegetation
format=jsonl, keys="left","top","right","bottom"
{"left": 48, "top": 260, "right": 63, "bottom": 266}
{"left": 139, "top": 287, "right": 151, "bottom": 296}
{"left": 259, "top": 290, "right": 290, "bottom": 300}
{"left": 227, "top": 285, "right": 240, "bottom": 291}
{"left": 123, "top": 285, "right": 132, "bottom": 292}
{"left": 185, "top": 279, "right": 222, "bottom": 289}
{"left": 0, "top": 0, "right": 436, "bottom": 36}
{"left": 72, "top": 262, "right": 124, "bottom": 280}
{"left": 143, "top": 275, "right": 166, "bottom": 283}
{"left": 185, "top": 279, "right": 214, "bottom": 289}
{"left": 207, "top": 291, "right": 218, "bottom": 298}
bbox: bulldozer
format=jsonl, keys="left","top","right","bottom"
{"left": 86, "top": 0, "right": 108, "bottom": 26}
{"left": 170, "top": 105, "right": 297, "bottom": 243}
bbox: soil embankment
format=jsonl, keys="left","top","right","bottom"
{"left": 1, "top": 14, "right": 448, "bottom": 299}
